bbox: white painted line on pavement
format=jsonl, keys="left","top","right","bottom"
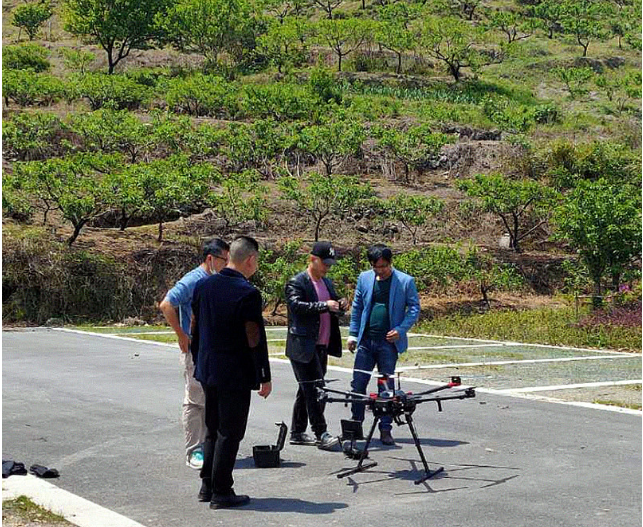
{"left": 2, "top": 475, "right": 146, "bottom": 527}
{"left": 396, "top": 354, "right": 637, "bottom": 370}
{"left": 496, "top": 379, "right": 642, "bottom": 393}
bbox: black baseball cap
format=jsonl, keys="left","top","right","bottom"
{"left": 311, "top": 241, "right": 336, "bottom": 265}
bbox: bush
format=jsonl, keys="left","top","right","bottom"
{"left": 241, "top": 83, "right": 315, "bottom": 121}
{"left": 71, "top": 73, "right": 150, "bottom": 110}
{"left": 2, "top": 43, "right": 50, "bottom": 72}
{"left": 164, "top": 74, "right": 238, "bottom": 117}
{"left": 2, "top": 70, "right": 66, "bottom": 106}
{"left": 11, "top": 2, "right": 52, "bottom": 40}
{"left": 2, "top": 111, "right": 69, "bottom": 161}
{"left": 533, "top": 103, "right": 562, "bottom": 124}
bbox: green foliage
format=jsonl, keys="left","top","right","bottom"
{"left": 384, "top": 194, "right": 444, "bottom": 245}
{"left": 559, "top": 0, "right": 612, "bottom": 57}
{"left": 9, "top": 153, "right": 122, "bottom": 244}
{"left": 308, "top": 66, "right": 342, "bottom": 105}
{"left": 314, "top": 18, "right": 374, "bottom": 71}
{"left": 595, "top": 70, "right": 642, "bottom": 114}
{"left": 481, "top": 96, "right": 535, "bottom": 132}
{"left": 208, "top": 170, "right": 268, "bottom": 231}
{"left": 2, "top": 70, "right": 66, "bottom": 106}
{"left": 163, "top": 74, "right": 238, "bottom": 117}
{"left": 532, "top": 103, "right": 562, "bottom": 124}
{"left": 553, "top": 179, "right": 642, "bottom": 296}
{"left": 63, "top": 0, "right": 169, "bottom": 73}
{"left": 256, "top": 240, "right": 307, "bottom": 313}
{"left": 457, "top": 173, "right": 558, "bottom": 252}
{"left": 553, "top": 66, "right": 594, "bottom": 99}
{"left": 59, "top": 47, "right": 96, "bottom": 74}
{"left": 71, "top": 73, "right": 150, "bottom": 110}
{"left": 242, "top": 83, "right": 314, "bottom": 120}
{"left": 483, "top": 8, "right": 534, "bottom": 43}
{"left": 375, "top": 3, "right": 417, "bottom": 73}
{"left": 278, "top": 172, "right": 374, "bottom": 240}
{"left": 2, "top": 112, "right": 68, "bottom": 161}
{"left": 258, "top": 17, "right": 310, "bottom": 73}
{"left": 12, "top": 2, "right": 53, "bottom": 40}
{"left": 2, "top": 43, "right": 50, "bottom": 72}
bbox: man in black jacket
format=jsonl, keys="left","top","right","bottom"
{"left": 285, "top": 241, "right": 347, "bottom": 450}
{"left": 191, "top": 236, "right": 272, "bottom": 510}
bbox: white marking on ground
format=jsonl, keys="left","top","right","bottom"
{"left": 2, "top": 475, "right": 146, "bottom": 527}
{"left": 396, "top": 354, "right": 637, "bottom": 370}
{"left": 496, "top": 379, "right": 642, "bottom": 393}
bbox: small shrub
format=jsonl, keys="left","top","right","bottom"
{"left": 2, "top": 70, "right": 66, "bottom": 106}
{"left": 2, "top": 111, "right": 69, "bottom": 161}
{"left": 164, "top": 74, "right": 238, "bottom": 118}
{"left": 2, "top": 43, "right": 50, "bottom": 72}
{"left": 533, "top": 103, "right": 562, "bottom": 124}
{"left": 72, "top": 73, "right": 150, "bottom": 110}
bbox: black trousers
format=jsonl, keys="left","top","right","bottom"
{"left": 290, "top": 345, "right": 328, "bottom": 437}
{"left": 200, "top": 384, "right": 251, "bottom": 495}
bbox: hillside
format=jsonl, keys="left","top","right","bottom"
{"left": 2, "top": 0, "right": 641, "bottom": 338}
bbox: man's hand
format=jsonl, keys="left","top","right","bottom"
{"left": 326, "top": 300, "right": 341, "bottom": 312}
{"left": 178, "top": 331, "right": 190, "bottom": 354}
{"left": 258, "top": 381, "right": 272, "bottom": 398}
{"left": 347, "top": 338, "right": 357, "bottom": 353}
{"left": 338, "top": 298, "right": 349, "bottom": 311}
{"left": 385, "top": 329, "right": 400, "bottom": 343}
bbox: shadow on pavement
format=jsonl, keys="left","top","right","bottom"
{"left": 235, "top": 456, "right": 306, "bottom": 469}
{"left": 241, "top": 498, "right": 348, "bottom": 513}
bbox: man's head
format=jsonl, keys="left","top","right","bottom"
{"left": 367, "top": 244, "right": 393, "bottom": 280}
{"left": 309, "top": 241, "right": 336, "bottom": 278}
{"left": 203, "top": 238, "right": 229, "bottom": 274}
{"left": 228, "top": 235, "right": 260, "bottom": 278}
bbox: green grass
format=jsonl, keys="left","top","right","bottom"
{"left": 592, "top": 399, "right": 642, "bottom": 411}
{"left": 418, "top": 305, "right": 642, "bottom": 352}
{"left": 2, "top": 496, "right": 70, "bottom": 525}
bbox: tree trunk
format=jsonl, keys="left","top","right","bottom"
{"left": 338, "top": 53, "right": 342, "bottom": 72}
{"left": 158, "top": 221, "right": 163, "bottom": 242}
{"left": 119, "top": 209, "right": 129, "bottom": 231}
{"left": 396, "top": 52, "right": 402, "bottom": 74}
{"left": 67, "top": 219, "right": 87, "bottom": 246}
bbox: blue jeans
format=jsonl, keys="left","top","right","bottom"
{"left": 350, "top": 338, "right": 398, "bottom": 432}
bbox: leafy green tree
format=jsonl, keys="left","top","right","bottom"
{"left": 595, "top": 70, "right": 642, "bottom": 114}
{"left": 261, "top": 0, "right": 307, "bottom": 22}
{"left": 311, "top": 0, "right": 344, "bottom": 19}
{"left": 431, "top": 0, "right": 483, "bottom": 21}
{"left": 158, "top": 0, "right": 255, "bottom": 67}
{"left": 2, "top": 70, "right": 67, "bottom": 106}
{"left": 457, "top": 173, "right": 558, "bottom": 253}
{"left": 2, "top": 111, "right": 67, "bottom": 161}
{"left": 278, "top": 172, "right": 374, "bottom": 240}
{"left": 297, "top": 117, "right": 365, "bottom": 176}
{"left": 560, "top": 0, "right": 611, "bottom": 57}
{"left": 70, "top": 72, "right": 150, "bottom": 110}
{"left": 11, "top": 154, "right": 121, "bottom": 244}
{"left": 553, "top": 66, "right": 594, "bottom": 99}
{"left": 208, "top": 170, "right": 268, "bottom": 232}
{"left": 465, "top": 246, "right": 524, "bottom": 308}
{"left": 256, "top": 240, "right": 307, "bottom": 314}
{"left": 12, "top": 2, "right": 52, "bottom": 40}
{"left": 530, "top": 0, "right": 565, "bottom": 39}
{"left": 62, "top": 0, "right": 169, "bottom": 74}
{"left": 257, "top": 17, "right": 309, "bottom": 73}
{"left": 2, "top": 43, "right": 50, "bottom": 71}
{"left": 376, "top": 4, "right": 417, "bottom": 74}
{"left": 385, "top": 194, "right": 444, "bottom": 245}
{"left": 553, "top": 179, "right": 642, "bottom": 296}
{"left": 484, "top": 9, "right": 534, "bottom": 43}
{"left": 418, "top": 16, "right": 498, "bottom": 82}
{"left": 314, "top": 18, "right": 373, "bottom": 72}
{"left": 59, "top": 47, "right": 96, "bottom": 74}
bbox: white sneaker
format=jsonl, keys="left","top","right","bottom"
{"left": 186, "top": 449, "right": 204, "bottom": 469}
{"left": 317, "top": 432, "right": 339, "bottom": 451}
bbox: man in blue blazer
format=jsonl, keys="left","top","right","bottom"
{"left": 347, "top": 244, "right": 420, "bottom": 445}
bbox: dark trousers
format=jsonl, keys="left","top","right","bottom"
{"left": 200, "top": 384, "right": 251, "bottom": 495}
{"left": 290, "top": 345, "right": 328, "bottom": 438}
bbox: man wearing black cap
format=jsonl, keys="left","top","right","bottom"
{"left": 284, "top": 241, "right": 347, "bottom": 450}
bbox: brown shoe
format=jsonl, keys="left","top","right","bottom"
{"left": 380, "top": 430, "right": 395, "bottom": 446}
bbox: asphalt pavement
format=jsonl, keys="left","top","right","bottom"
{"left": 2, "top": 329, "right": 641, "bottom": 527}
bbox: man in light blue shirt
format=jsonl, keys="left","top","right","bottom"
{"left": 160, "top": 238, "right": 229, "bottom": 469}
{"left": 347, "top": 244, "right": 420, "bottom": 445}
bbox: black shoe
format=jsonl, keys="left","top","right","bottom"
{"left": 198, "top": 480, "right": 212, "bottom": 502}
{"left": 380, "top": 430, "right": 395, "bottom": 446}
{"left": 210, "top": 490, "right": 250, "bottom": 510}
{"left": 289, "top": 432, "right": 317, "bottom": 446}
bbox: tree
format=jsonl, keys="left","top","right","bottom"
{"left": 257, "top": 17, "right": 310, "bottom": 73}
{"left": 314, "top": 18, "right": 372, "bottom": 72}
{"left": 553, "top": 66, "right": 594, "bottom": 99}
{"left": 311, "top": 0, "right": 344, "bottom": 19}
{"left": 560, "top": 0, "right": 611, "bottom": 57}
{"left": 62, "top": 0, "right": 168, "bottom": 74}
{"left": 531, "top": 0, "right": 565, "bottom": 39}
{"left": 595, "top": 70, "right": 641, "bottom": 114}
{"left": 431, "top": 0, "right": 483, "bottom": 21}
{"left": 11, "top": 154, "right": 120, "bottom": 245}
{"left": 256, "top": 241, "right": 307, "bottom": 314}
{"left": 59, "top": 48, "right": 96, "bottom": 74}
{"left": 208, "top": 170, "right": 268, "bottom": 232}
{"left": 157, "top": 0, "right": 255, "bottom": 67}
{"left": 12, "top": 2, "right": 53, "bottom": 40}
{"left": 418, "top": 16, "right": 498, "bottom": 82}
{"left": 553, "top": 179, "right": 641, "bottom": 296}
{"left": 297, "top": 117, "right": 365, "bottom": 176}
{"left": 465, "top": 246, "right": 523, "bottom": 308}
{"left": 385, "top": 194, "right": 444, "bottom": 245}
{"left": 484, "top": 9, "right": 534, "bottom": 43}
{"left": 457, "top": 173, "right": 558, "bottom": 253}
{"left": 376, "top": 4, "right": 417, "bottom": 74}
{"left": 278, "top": 172, "right": 374, "bottom": 240}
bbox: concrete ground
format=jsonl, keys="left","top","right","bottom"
{"left": 2, "top": 329, "right": 641, "bottom": 527}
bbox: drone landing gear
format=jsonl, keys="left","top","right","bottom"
{"left": 336, "top": 413, "right": 444, "bottom": 484}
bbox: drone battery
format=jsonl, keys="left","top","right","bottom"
{"left": 253, "top": 422, "right": 288, "bottom": 468}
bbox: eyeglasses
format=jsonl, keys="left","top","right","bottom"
{"left": 213, "top": 255, "right": 228, "bottom": 262}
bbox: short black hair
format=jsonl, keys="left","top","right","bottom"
{"left": 367, "top": 244, "right": 392, "bottom": 265}
{"left": 230, "top": 235, "right": 259, "bottom": 263}
{"left": 202, "top": 238, "right": 229, "bottom": 261}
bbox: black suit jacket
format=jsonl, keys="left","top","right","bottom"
{"left": 285, "top": 270, "right": 342, "bottom": 363}
{"left": 191, "top": 268, "right": 271, "bottom": 390}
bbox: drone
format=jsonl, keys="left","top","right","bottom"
{"left": 317, "top": 375, "right": 476, "bottom": 485}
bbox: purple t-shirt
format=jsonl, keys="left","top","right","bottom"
{"left": 310, "top": 275, "right": 331, "bottom": 347}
